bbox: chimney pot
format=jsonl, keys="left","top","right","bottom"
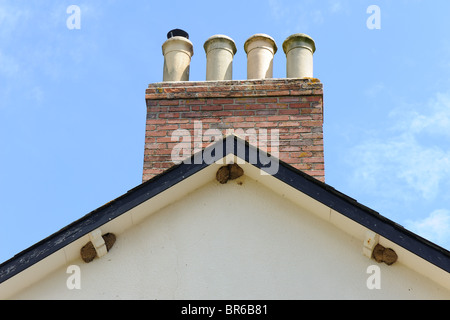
{"left": 244, "top": 34, "right": 278, "bottom": 80}
{"left": 204, "top": 35, "right": 237, "bottom": 81}
{"left": 283, "top": 33, "right": 316, "bottom": 79}
{"left": 162, "top": 32, "right": 194, "bottom": 82}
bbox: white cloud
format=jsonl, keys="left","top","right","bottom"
{"left": 364, "top": 82, "right": 385, "bottom": 98}
{"left": 0, "top": 3, "right": 30, "bottom": 78}
{"left": 29, "top": 86, "right": 44, "bottom": 105}
{"left": 392, "top": 92, "right": 450, "bottom": 138}
{"left": 348, "top": 91, "right": 450, "bottom": 250}
{"left": 329, "top": 0, "right": 342, "bottom": 14}
{"left": 312, "top": 10, "right": 324, "bottom": 25}
{"left": 268, "top": 0, "right": 288, "bottom": 21}
{"left": 0, "top": 2, "right": 31, "bottom": 40}
{"left": 351, "top": 92, "right": 450, "bottom": 201}
{"left": 406, "top": 209, "right": 450, "bottom": 247}
{"left": 352, "top": 133, "right": 450, "bottom": 201}
{"left": 0, "top": 2, "right": 101, "bottom": 106}
{"left": 328, "top": 0, "right": 350, "bottom": 15}
{"left": 267, "top": 0, "right": 329, "bottom": 32}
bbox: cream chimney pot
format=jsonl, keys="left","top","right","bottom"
{"left": 204, "top": 35, "right": 237, "bottom": 81}
{"left": 244, "top": 34, "right": 277, "bottom": 80}
{"left": 282, "top": 33, "right": 316, "bottom": 79}
{"left": 162, "top": 35, "right": 194, "bottom": 82}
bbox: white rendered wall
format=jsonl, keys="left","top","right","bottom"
{"left": 12, "top": 176, "right": 450, "bottom": 299}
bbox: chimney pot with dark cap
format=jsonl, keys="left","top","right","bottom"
{"left": 162, "top": 29, "right": 193, "bottom": 82}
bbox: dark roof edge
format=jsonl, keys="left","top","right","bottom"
{"left": 0, "top": 159, "right": 209, "bottom": 284}
{"left": 275, "top": 158, "right": 450, "bottom": 269}
{"left": 1, "top": 135, "right": 449, "bottom": 284}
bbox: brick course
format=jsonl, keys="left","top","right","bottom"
{"left": 143, "top": 78, "right": 324, "bottom": 182}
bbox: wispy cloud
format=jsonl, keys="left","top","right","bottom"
{"left": 392, "top": 92, "right": 450, "bottom": 138}
{"left": 0, "top": 2, "right": 102, "bottom": 108}
{"left": 364, "top": 82, "right": 385, "bottom": 99}
{"left": 0, "top": 2, "right": 30, "bottom": 78}
{"left": 349, "top": 91, "right": 450, "bottom": 248}
{"left": 351, "top": 91, "right": 450, "bottom": 201}
{"left": 406, "top": 209, "right": 450, "bottom": 246}
{"left": 267, "top": 0, "right": 348, "bottom": 32}
{"left": 328, "top": 0, "right": 350, "bottom": 15}
{"left": 352, "top": 133, "right": 450, "bottom": 201}
{"left": 268, "top": 0, "right": 288, "bottom": 21}
{"left": 0, "top": 1, "right": 31, "bottom": 40}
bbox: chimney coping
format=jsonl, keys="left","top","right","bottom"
{"left": 145, "top": 78, "right": 323, "bottom": 100}
{"left": 147, "top": 78, "right": 321, "bottom": 87}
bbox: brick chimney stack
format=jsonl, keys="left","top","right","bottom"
{"left": 143, "top": 31, "right": 324, "bottom": 183}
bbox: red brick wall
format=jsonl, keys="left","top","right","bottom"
{"left": 143, "top": 78, "right": 324, "bottom": 182}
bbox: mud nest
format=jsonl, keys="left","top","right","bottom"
{"left": 80, "top": 233, "right": 116, "bottom": 263}
{"left": 372, "top": 243, "right": 398, "bottom": 266}
{"left": 216, "top": 164, "right": 244, "bottom": 184}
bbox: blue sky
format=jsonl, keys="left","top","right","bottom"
{"left": 1, "top": 0, "right": 450, "bottom": 263}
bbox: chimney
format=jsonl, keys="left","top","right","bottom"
{"left": 244, "top": 34, "right": 278, "bottom": 79}
{"left": 283, "top": 33, "right": 316, "bottom": 79}
{"left": 204, "top": 35, "right": 237, "bottom": 81}
{"left": 162, "top": 29, "right": 194, "bottom": 82}
{"left": 144, "top": 32, "right": 324, "bottom": 182}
